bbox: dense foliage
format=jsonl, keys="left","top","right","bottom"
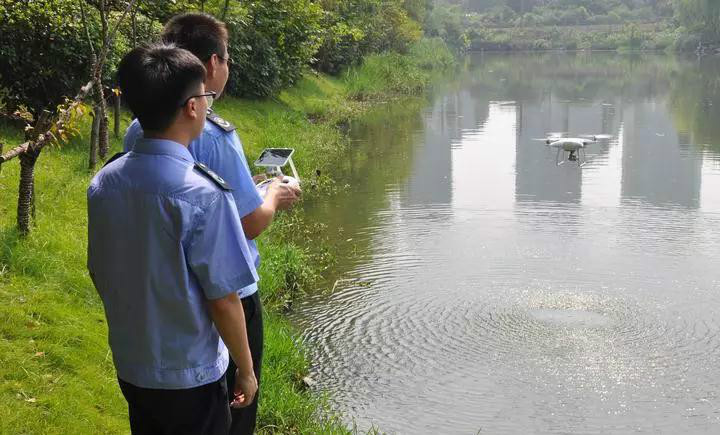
{"left": 672, "top": 0, "right": 720, "bottom": 47}
{"left": 0, "top": 0, "right": 166, "bottom": 115}
{"left": 424, "top": 2, "right": 472, "bottom": 52}
{"left": 431, "top": 0, "right": 720, "bottom": 52}
{"left": 311, "top": 0, "right": 425, "bottom": 75}
{"left": 444, "top": 0, "right": 673, "bottom": 26}
{"left": 444, "top": 0, "right": 720, "bottom": 50}
{"left": 0, "top": 0, "right": 439, "bottom": 110}
{"left": 225, "top": 0, "right": 324, "bottom": 97}
{"left": 6, "top": 0, "right": 719, "bottom": 114}
{"left": 0, "top": 1, "right": 102, "bottom": 113}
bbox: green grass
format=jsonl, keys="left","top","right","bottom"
{"left": 344, "top": 38, "right": 456, "bottom": 101}
{"left": 0, "top": 126, "right": 131, "bottom": 435}
{"left": 0, "top": 41, "right": 452, "bottom": 435}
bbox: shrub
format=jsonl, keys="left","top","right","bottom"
{"left": 0, "top": 0, "right": 142, "bottom": 115}
{"left": 315, "top": 0, "right": 423, "bottom": 75}
{"left": 357, "top": 0, "right": 422, "bottom": 54}
{"left": 224, "top": 0, "right": 323, "bottom": 98}
{"left": 672, "top": 30, "right": 703, "bottom": 52}
{"left": 344, "top": 52, "right": 424, "bottom": 100}
{"left": 314, "top": 16, "right": 365, "bottom": 75}
{"left": 0, "top": 0, "right": 94, "bottom": 113}
{"left": 424, "top": 1, "right": 471, "bottom": 53}
{"left": 409, "top": 38, "right": 456, "bottom": 70}
{"left": 226, "top": 24, "right": 283, "bottom": 98}
{"left": 485, "top": 5, "right": 517, "bottom": 24}
{"left": 651, "top": 29, "right": 677, "bottom": 51}
{"left": 344, "top": 38, "right": 453, "bottom": 100}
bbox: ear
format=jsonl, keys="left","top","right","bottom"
{"left": 183, "top": 97, "right": 200, "bottom": 120}
{"left": 205, "top": 54, "right": 218, "bottom": 80}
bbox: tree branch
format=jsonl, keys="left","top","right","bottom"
{"left": 94, "top": 0, "right": 137, "bottom": 78}
{"left": 0, "top": 142, "right": 32, "bottom": 163}
{"left": 221, "top": 0, "right": 231, "bottom": 20}
{"left": 1, "top": 82, "right": 94, "bottom": 164}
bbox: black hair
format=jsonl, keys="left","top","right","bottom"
{"left": 116, "top": 43, "right": 206, "bottom": 132}
{"left": 162, "top": 13, "right": 229, "bottom": 62}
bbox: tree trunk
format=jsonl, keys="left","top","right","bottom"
{"left": 131, "top": 1, "right": 138, "bottom": 47}
{"left": 221, "top": 0, "right": 231, "bottom": 20}
{"left": 114, "top": 93, "right": 121, "bottom": 138}
{"left": 0, "top": 142, "right": 3, "bottom": 174}
{"left": 93, "top": 73, "right": 109, "bottom": 160}
{"left": 17, "top": 148, "right": 41, "bottom": 235}
{"left": 97, "top": 0, "right": 109, "bottom": 160}
{"left": 99, "top": 102, "right": 109, "bottom": 159}
{"left": 89, "top": 108, "right": 100, "bottom": 169}
{"left": 17, "top": 112, "right": 52, "bottom": 234}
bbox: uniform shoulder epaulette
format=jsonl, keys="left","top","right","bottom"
{"left": 194, "top": 162, "right": 233, "bottom": 191}
{"left": 103, "top": 152, "right": 126, "bottom": 167}
{"left": 206, "top": 109, "right": 236, "bottom": 133}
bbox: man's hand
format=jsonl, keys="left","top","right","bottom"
{"left": 267, "top": 177, "right": 301, "bottom": 211}
{"left": 230, "top": 369, "right": 258, "bottom": 408}
{"left": 241, "top": 177, "right": 302, "bottom": 239}
{"left": 252, "top": 173, "right": 268, "bottom": 184}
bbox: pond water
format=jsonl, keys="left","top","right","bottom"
{"left": 292, "top": 52, "right": 720, "bottom": 435}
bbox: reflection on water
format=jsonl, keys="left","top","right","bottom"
{"left": 293, "top": 53, "right": 720, "bottom": 435}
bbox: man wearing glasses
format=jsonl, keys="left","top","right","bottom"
{"left": 90, "top": 43, "right": 258, "bottom": 435}
{"left": 123, "top": 13, "right": 300, "bottom": 435}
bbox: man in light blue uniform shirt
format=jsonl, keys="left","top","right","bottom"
{"left": 123, "top": 13, "right": 300, "bottom": 435}
{"left": 124, "top": 102, "right": 264, "bottom": 282}
{"left": 90, "top": 138, "right": 255, "bottom": 388}
{"left": 88, "top": 43, "right": 259, "bottom": 435}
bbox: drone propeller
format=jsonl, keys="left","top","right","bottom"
{"left": 546, "top": 131, "right": 568, "bottom": 138}
{"left": 579, "top": 134, "right": 613, "bottom": 141}
{"left": 532, "top": 138, "right": 553, "bottom": 141}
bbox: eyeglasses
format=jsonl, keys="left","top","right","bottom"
{"left": 180, "top": 91, "right": 216, "bottom": 108}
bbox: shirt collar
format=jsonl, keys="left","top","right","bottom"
{"left": 132, "top": 138, "right": 194, "bottom": 163}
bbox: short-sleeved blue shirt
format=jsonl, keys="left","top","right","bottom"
{"left": 125, "top": 116, "right": 263, "bottom": 299}
{"left": 87, "top": 138, "right": 259, "bottom": 389}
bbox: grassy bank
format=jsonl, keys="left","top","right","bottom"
{"left": 0, "top": 39, "right": 454, "bottom": 435}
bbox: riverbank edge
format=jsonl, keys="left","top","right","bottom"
{"left": 0, "top": 38, "right": 455, "bottom": 435}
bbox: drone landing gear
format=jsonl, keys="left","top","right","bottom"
{"left": 577, "top": 149, "right": 588, "bottom": 167}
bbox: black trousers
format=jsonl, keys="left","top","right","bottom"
{"left": 225, "top": 291, "right": 264, "bottom": 435}
{"left": 118, "top": 376, "right": 230, "bottom": 435}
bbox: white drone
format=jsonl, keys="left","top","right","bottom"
{"left": 533, "top": 133, "right": 613, "bottom": 166}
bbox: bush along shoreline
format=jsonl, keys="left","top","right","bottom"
{"left": 0, "top": 38, "right": 455, "bottom": 435}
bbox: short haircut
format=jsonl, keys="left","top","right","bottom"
{"left": 162, "top": 13, "right": 229, "bottom": 62}
{"left": 117, "top": 43, "right": 206, "bottom": 132}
